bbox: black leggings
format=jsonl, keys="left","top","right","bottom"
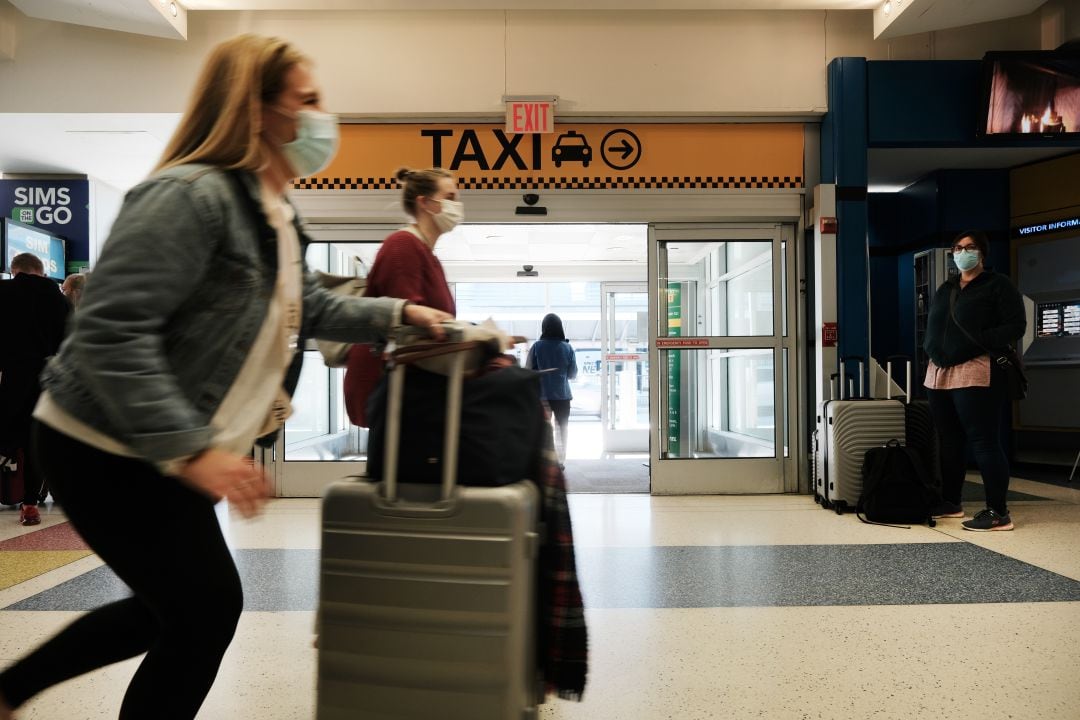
{"left": 926, "top": 365, "right": 1011, "bottom": 515}
{"left": 0, "top": 422, "right": 243, "bottom": 719}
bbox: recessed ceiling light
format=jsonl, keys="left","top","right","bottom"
{"left": 883, "top": 1, "right": 891, "bottom": 14}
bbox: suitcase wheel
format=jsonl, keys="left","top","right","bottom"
{"left": 834, "top": 501, "right": 846, "bottom": 515}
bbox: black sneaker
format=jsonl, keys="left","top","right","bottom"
{"left": 962, "top": 508, "right": 1014, "bottom": 532}
{"left": 931, "top": 501, "right": 964, "bottom": 519}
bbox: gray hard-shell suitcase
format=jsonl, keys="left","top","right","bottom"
{"left": 814, "top": 357, "right": 906, "bottom": 514}
{"left": 318, "top": 331, "right": 543, "bottom": 720}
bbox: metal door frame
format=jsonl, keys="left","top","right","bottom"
{"left": 600, "top": 281, "right": 650, "bottom": 454}
{"left": 648, "top": 223, "right": 799, "bottom": 494}
{"left": 269, "top": 225, "right": 394, "bottom": 497}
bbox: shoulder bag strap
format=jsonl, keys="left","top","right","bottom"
{"left": 949, "top": 286, "right": 999, "bottom": 355}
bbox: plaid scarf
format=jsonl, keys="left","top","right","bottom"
{"left": 534, "top": 406, "right": 588, "bottom": 700}
{"left": 485, "top": 356, "right": 588, "bottom": 700}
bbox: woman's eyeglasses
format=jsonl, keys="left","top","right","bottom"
{"left": 952, "top": 244, "right": 979, "bottom": 253}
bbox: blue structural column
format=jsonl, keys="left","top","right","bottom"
{"left": 822, "top": 57, "right": 870, "bottom": 369}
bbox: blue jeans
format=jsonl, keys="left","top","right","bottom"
{"left": 925, "top": 364, "right": 1010, "bottom": 515}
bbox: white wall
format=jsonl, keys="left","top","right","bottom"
{"left": 89, "top": 178, "right": 124, "bottom": 265}
{"left": 0, "top": 4, "right": 1045, "bottom": 117}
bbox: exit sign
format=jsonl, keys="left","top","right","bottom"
{"left": 505, "top": 98, "right": 555, "bottom": 134}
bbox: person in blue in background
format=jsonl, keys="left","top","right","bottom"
{"left": 526, "top": 313, "right": 578, "bottom": 466}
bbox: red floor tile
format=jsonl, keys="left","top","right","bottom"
{"left": 0, "top": 522, "right": 89, "bottom": 551}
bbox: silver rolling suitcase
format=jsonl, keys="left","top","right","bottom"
{"left": 318, "top": 338, "right": 543, "bottom": 720}
{"left": 814, "top": 357, "right": 906, "bottom": 514}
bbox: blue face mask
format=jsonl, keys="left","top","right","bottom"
{"left": 278, "top": 108, "right": 339, "bottom": 178}
{"left": 953, "top": 249, "right": 980, "bottom": 272}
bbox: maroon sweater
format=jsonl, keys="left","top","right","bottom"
{"left": 344, "top": 229, "right": 456, "bottom": 426}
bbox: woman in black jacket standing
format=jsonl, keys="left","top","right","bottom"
{"left": 923, "top": 230, "right": 1026, "bottom": 531}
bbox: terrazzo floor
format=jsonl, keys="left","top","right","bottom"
{"left": 1, "top": 473, "right": 1078, "bottom": 719}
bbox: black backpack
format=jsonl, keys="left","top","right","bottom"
{"left": 857, "top": 440, "right": 940, "bottom": 528}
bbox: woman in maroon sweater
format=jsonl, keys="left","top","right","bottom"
{"left": 344, "top": 167, "right": 462, "bottom": 426}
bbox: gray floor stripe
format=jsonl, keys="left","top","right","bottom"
{"left": 575, "top": 544, "right": 1080, "bottom": 608}
{"left": 8, "top": 543, "right": 1080, "bottom": 612}
{"left": 6, "top": 550, "right": 319, "bottom": 612}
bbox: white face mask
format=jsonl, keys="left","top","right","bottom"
{"left": 276, "top": 108, "right": 339, "bottom": 178}
{"left": 953, "top": 248, "right": 980, "bottom": 272}
{"left": 430, "top": 198, "right": 464, "bottom": 233}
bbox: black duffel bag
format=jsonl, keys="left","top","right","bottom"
{"left": 365, "top": 364, "right": 546, "bottom": 487}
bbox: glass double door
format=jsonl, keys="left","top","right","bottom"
{"left": 600, "top": 283, "right": 649, "bottom": 453}
{"left": 648, "top": 224, "right": 797, "bottom": 494}
{"left": 266, "top": 223, "right": 798, "bottom": 497}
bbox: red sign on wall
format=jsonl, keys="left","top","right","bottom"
{"left": 822, "top": 322, "right": 838, "bottom": 347}
{"left": 505, "top": 100, "right": 555, "bottom": 134}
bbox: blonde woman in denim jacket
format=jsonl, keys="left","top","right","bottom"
{"left": 0, "top": 35, "right": 449, "bottom": 720}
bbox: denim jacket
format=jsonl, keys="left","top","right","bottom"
{"left": 41, "top": 164, "right": 403, "bottom": 466}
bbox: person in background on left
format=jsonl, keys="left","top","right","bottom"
{"left": 0, "top": 253, "right": 70, "bottom": 525}
{"left": 61, "top": 272, "right": 88, "bottom": 310}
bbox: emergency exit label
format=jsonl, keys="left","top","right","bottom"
{"left": 505, "top": 100, "right": 554, "bottom": 134}
{"left": 657, "top": 338, "right": 709, "bottom": 348}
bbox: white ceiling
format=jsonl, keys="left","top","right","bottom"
{"left": 9, "top": 0, "right": 187, "bottom": 40}
{"left": 327, "top": 224, "right": 650, "bottom": 269}
{"left": 182, "top": 1, "right": 882, "bottom": 9}
{"left": 867, "top": 146, "right": 1078, "bottom": 192}
{"left": 440, "top": 223, "right": 648, "bottom": 265}
{"left": 0, "top": 114, "right": 180, "bottom": 190}
{"left": 874, "top": 0, "right": 1046, "bottom": 40}
{"left": 5, "top": 0, "right": 1052, "bottom": 45}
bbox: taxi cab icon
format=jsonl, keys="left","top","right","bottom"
{"left": 552, "top": 131, "right": 592, "bottom": 168}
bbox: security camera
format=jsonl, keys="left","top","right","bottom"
{"left": 522, "top": 193, "right": 540, "bottom": 206}
{"left": 523, "top": 265, "right": 534, "bottom": 272}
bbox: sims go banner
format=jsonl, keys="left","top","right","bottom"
{"left": 0, "top": 179, "right": 90, "bottom": 272}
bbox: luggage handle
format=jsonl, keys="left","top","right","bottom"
{"left": 885, "top": 354, "right": 913, "bottom": 404}
{"left": 838, "top": 356, "right": 866, "bottom": 400}
{"left": 382, "top": 332, "right": 469, "bottom": 504}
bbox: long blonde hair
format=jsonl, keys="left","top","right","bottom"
{"left": 156, "top": 34, "right": 307, "bottom": 173}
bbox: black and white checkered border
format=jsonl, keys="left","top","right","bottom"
{"left": 293, "top": 175, "right": 804, "bottom": 190}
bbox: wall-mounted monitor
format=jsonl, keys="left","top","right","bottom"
{"left": 2, "top": 217, "right": 66, "bottom": 281}
{"left": 1037, "top": 300, "right": 1080, "bottom": 337}
{"left": 979, "top": 51, "right": 1080, "bottom": 137}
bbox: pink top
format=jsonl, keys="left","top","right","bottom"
{"left": 924, "top": 355, "right": 991, "bottom": 390}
